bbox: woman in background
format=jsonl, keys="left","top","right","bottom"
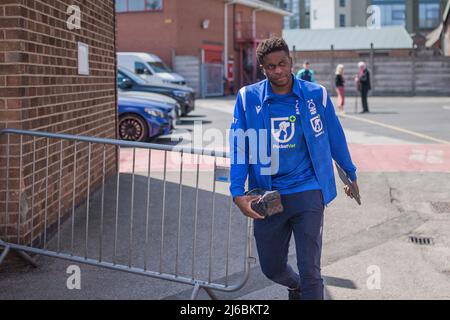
{"left": 335, "top": 64, "right": 345, "bottom": 114}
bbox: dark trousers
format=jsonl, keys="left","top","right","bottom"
{"left": 254, "top": 190, "right": 325, "bottom": 300}
{"left": 361, "top": 87, "right": 370, "bottom": 112}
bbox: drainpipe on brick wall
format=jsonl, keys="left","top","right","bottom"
{"left": 113, "top": 1, "right": 119, "bottom": 173}
{"left": 224, "top": 1, "right": 234, "bottom": 88}
{"left": 252, "top": 8, "right": 263, "bottom": 38}
{"left": 252, "top": 9, "right": 262, "bottom": 83}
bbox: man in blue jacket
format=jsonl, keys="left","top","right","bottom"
{"left": 229, "top": 38, "right": 359, "bottom": 300}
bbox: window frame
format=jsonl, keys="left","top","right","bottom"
{"left": 116, "top": 0, "right": 164, "bottom": 13}
{"left": 339, "top": 14, "right": 346, "bottom": 27}
{"left": 419, "top": 2, "right": 441, "bottom": 29}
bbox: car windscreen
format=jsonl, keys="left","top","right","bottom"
{"left": 148, "top": 61, "right": 172, "bottom": 73}
{"left": 118, "top": 67, "right": 147, "bottom": 85}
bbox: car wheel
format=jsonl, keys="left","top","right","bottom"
{"left": 119, "top": 114, "right": 149, "bottom": 142}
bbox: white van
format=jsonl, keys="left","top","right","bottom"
{"left": 117, "top": 52, "right": 186, "bottom": 86}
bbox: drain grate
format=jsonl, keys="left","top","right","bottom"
{"left": 431, "top": 202, "right": 450, "bottom": 214}
{"left": 409, "top": 236, "right": 434, "bottom": 245}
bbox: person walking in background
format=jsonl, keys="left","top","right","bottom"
{"left": 355, "top": 62, "right": 371, "bottom": 113}
{"left": 335, "top": 64, "right": 345, "bottom": 115}
{"left": 296, "top": 61, "right": 316, "bottom": 83}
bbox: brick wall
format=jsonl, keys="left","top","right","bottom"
{"left": 116, "top": 0, "right": 284, "bottom": 68}
{"left": 116, "top": 1, "right": 177, "bottom": 66}
{"left": 0, "top": 0, "right": 117, "bottom": 247}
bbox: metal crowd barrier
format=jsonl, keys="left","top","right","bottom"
{"left": 0, "top": 128, "right": 254, "bottom": 300}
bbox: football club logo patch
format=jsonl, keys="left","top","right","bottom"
{"left": 310, "top": 115, "right": 323, "bottom": 134}
{"left": 271, "top": 117, "right": 296, "bottom": 144}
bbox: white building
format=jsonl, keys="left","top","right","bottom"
{"left": 284, "top": 0, "right": 444, "bottom": 33}
{"left": 309, "top": 0, "right": 368, "bottom": 29}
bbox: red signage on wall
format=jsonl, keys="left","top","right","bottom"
{"left": 202, "top": 44, "right": 223, "bottom": 64}
{"left": 227, "top": 60, "right": 234, "bottom": 80}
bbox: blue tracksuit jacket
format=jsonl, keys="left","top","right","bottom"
{"left": 229, "top": 76, "right": 357, "bottom": 206}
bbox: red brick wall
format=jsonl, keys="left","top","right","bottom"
{"left": 0, "top": 0, "right": 117, "bottom": 247}
{"left": 176, "top": 0, "right": 224, "bottom": 57}
{"left": 116, "top": 0, "right": 284, "bottom": 69}
{"left": 233, "top": 4, "right": 284, "bottom": 88}
{"left": 116, "top": 1, "right": 177, "bottom": 66}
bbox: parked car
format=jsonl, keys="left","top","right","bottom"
{"left": 118, "top": 52, "right": 186, "bottom": 86}
{"left": 118, "top": 67, "right": 195, "bottom": 116}
{"left": 118, "top": 96, "right": 174, "bottom": 142}
{"left": 118, "top": 89, "right": 181, "bottom": 119}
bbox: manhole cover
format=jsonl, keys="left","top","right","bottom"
{"left": 431, "top": 202, "right": 450, "bottom": 214}
{"left": 409, "top": 236, "right": 433, "bottom": 245}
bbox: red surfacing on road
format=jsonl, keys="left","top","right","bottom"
{"left": 350, "top": 144, "right": 450, "bottom": 172}
{"left": 119, "top": 144, "right": 450, "bottom": 173}
{"left": 119, "top": 148, "right": 230, "bottom": 173}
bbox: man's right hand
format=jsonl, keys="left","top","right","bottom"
{"left": 234, "top": 195, "right": 265, "bottom": 220}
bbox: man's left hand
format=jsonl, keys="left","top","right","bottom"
{"left": 344, "top": 180, "right": 359, "bottom": 199}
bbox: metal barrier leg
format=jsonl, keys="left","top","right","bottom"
{"left": 189, "top": 283, "right": 219, "bottom": 300}
{"left": 0, "top": 243, "right": 11, "bottom": 266}
{"left": 204, "top": 287, "right": 219, "bottom": 300}
{"left": 0, "top": 240, "right": 38, "bottom": 268}
{"left": 190, "top": 283, "right": 202, "bottom": 300}
{"left": 13, "top": 250, "right": 38, "bottom": 268}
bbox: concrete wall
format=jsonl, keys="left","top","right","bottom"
{"left": 336, "top": 0, "right": 352, "bottom": 27}
{"left": 350, "top": 0, "right": 370, "bottom": 27}
{"left": 311, "top": 0, "right": 336, "bottom": 29}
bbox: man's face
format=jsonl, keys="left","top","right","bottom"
{"left": 304, "top": 63, "right": 310, "bottom": 70}
{"left": 260, "top": 51, "right": 292, "bottom": 88}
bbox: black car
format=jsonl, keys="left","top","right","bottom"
{"left": 117, "top": 67, "right": 195, "bottom": 116}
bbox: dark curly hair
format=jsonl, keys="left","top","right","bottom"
{"left": 256, "top": 37, "right": 290, "bottom": 65}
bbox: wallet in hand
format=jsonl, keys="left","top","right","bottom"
{"left": 245, "top": 189, "right": 284, "bottom": 218}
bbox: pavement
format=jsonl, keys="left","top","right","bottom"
{"left": 1, "top": 96, "right": 450, "bottom": 300}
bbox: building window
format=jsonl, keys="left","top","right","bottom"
{"left": 379, "top": 4, "right": 406, "bottom": 26}
{"left": 340, "top": 0, "right": 346, "bottom": 8}
{"left": 116, "top": 0, "right": 127, "bottom": 12}
{"left": 304, "top": 0, "right": 310, "bottom": 28}
{"left": 419, "top": 2, "right": 440, "bottom": 29}
{"left": 372, "top": 0, "right": 406, "bottom": 26}
{"left": 339, "top": 14, "right": 346, "bottom": 27}
{"left": 116, "top": 0, "right": 163, "bottom": 13}
{"left": 392, "top": 9, "right": 406, "bottom": 22}
{"left": 283, "top": 0, "right": 310, "bottom": 30}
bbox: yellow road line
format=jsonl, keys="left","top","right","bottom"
{"left": 341, "top": 114, "right": 450, "bottom": 145}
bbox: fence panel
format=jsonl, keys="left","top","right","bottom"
{"left": 0, "top": 128, "right": 254, "bottom": 300}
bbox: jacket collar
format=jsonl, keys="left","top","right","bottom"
{"left": 260, "top": 74, "right": 304, "bottom": 104}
